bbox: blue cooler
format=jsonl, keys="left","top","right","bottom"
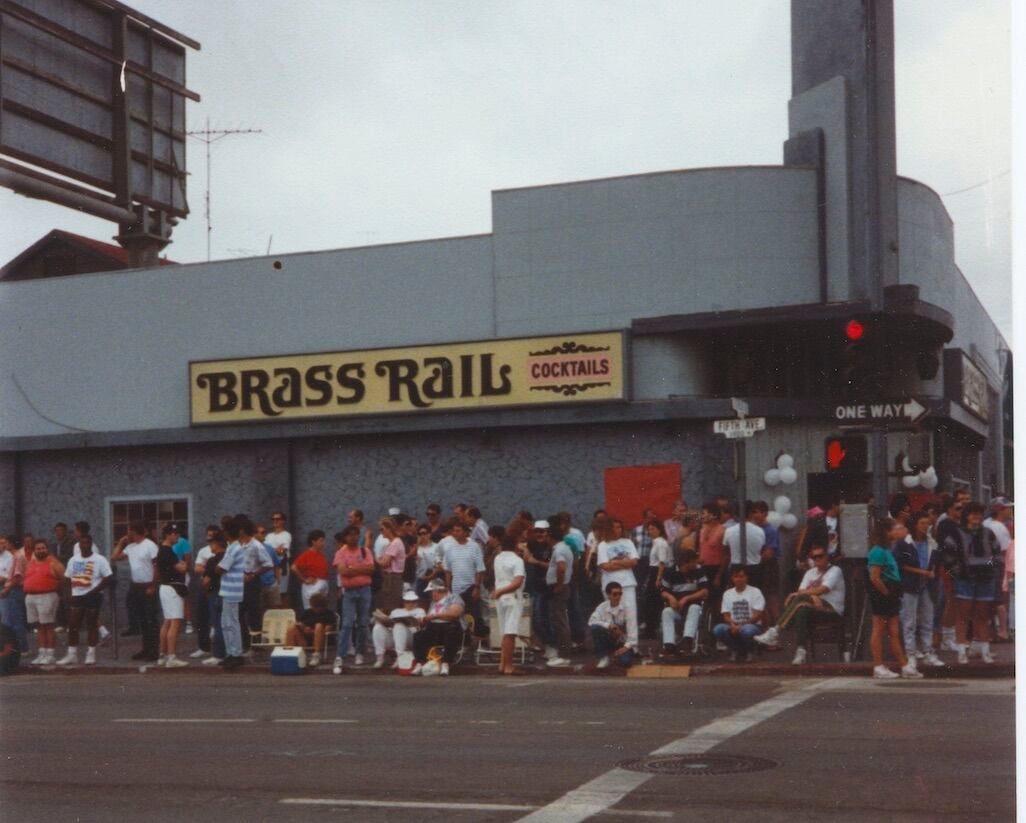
{"left": 270, "top": 647, "right": 307, "bottom": 675}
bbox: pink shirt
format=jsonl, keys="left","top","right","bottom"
{"left": 382, "top": 537, "right": 405, "bottom": 574}
{"left": 333, "top": 546, "right": 373, "bottom": 589}
{"left": 699, "top": 524, "right": 726, "bottom": 567}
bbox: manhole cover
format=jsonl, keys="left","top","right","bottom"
{"left": 875, "top": 680, "right": 961, "bottom": 688}
{"left": 618, "top": 754, "right": 777, "bottom": 776}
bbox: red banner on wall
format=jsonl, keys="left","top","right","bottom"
{"left": 604, "top": 463, "right": 682, "bottom": 528}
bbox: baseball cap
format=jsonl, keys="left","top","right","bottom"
{"left": 533, "top": 519, "right": 550, "bottom": 530}
{"left": 426, "top": 578, "right": 447, "bottom": 591}
{"left": 388, "top": 507, "right": 401, "bottom": 516}
{"left": 163, "top": 523, "right": 180, "bottom": 535}
{"left": 402, "top": 590, "right": 419, "bottom": 601}
{"left": 805, "top": 507, "right": 826, "bottom": 518}
{"left": 990, "top": 496, "right": 1014, "bottom": 510}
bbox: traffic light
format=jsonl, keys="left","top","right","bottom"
{"left": 840, "top": 317, "right": 880, "bottom": 398}
{"left": 825, "top": 435, "right": 868, "bottom": 474}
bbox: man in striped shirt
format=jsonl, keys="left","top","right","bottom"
{"left": 443, "top": 521, "right": 486, "bottom": 640}
{"left": 216, "top": 516, "right": 251, "bottom": 670}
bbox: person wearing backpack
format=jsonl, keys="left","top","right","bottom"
{"left": 332, "top": 525, "right": 375, "bottom": 674}
{"left": 950, "top": 502, "right": 1000, "bottom": 664}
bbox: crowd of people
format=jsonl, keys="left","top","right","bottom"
{"left": 0, "top": 491, "right": 1013, "bottom": 678}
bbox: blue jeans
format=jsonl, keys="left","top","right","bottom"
{"left": 221, "top": 599, "right": 243, "bottom": 657}
{"left": 0, "top": 587, "right": 29, "bottom": 652}
{"left": 713, "top": 622, "right": 760, "bottom": 652}
{"left": 338, "top": 585, "right": 371, "bottom": 658}
{"left": 208, "top": 594, "right": 226, "bottom": 659}
{"left": 590, "top": 625, "right": 635, "bottom": 666}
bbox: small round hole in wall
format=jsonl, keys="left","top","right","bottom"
{"left": 272, "top": 260, "right": 283, "bottom": 270}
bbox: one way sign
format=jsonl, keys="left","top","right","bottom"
{"left": 834, "top": 398, "right": 928, "bottom": 426}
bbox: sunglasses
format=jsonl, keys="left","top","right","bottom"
{"left": 418, "top": 531, "right": 430, "bottom": 536}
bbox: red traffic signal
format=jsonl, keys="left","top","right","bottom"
{"left": 825, "top": 435, "right": 867, "bottom": 474}
{"left": 845, "top": 319, "right": 865, "bottom": 341}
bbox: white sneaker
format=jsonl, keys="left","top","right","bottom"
{"left": 157, "top": 655, "right": 168, "bottom": 666}
{"left": 165, "top": 656, "right": 189, "bottom": 668}
{"left": 980, "top": 644, "right": 995, "bottom": 664}
{"left": 354, "top": 654, "right": 365, "bottom": 666}
{"left": 967, "top": 642, "right": 982, "bottom": 660}
{"left": 372, "top": 657, "right": 384, "bottom": 669}
{"left": 410, "top": 662, "right": 423, "bottom": 676}
{"left": 309, "top": 653, "right": 321, "bottom": 667}
{"left": 55, "top": 626, "right": 66, "bottom": 634}
{"left": 791, "top": 647, "right": 807, "bottom": 665}
{"left": 440, "top": 662, "right": 450, "bottom": 676}
{"left": 189, "top": 649, "right": 208, "bottom": 659}
{"left": 546, "top": 657, "right": 571, "bottom": 668}
{"left": 332, "top": 660, "right": 343, "bottom": 675}
{"left": 84, "top": 648, "right": 96, "bottom": 665}
{"left": 98, "top": 625, "right": 110, "bottom": 643}
{"left": 872, "top": 665, "right": 899, "bottom": 679}
{"left": 185, "top": 623, "right": 194, "bottom": 634}
{"left": 921, "top": 652, "right": 945, "bottom": 668}
{"left": 202, "top": 656, "right": 223, "bottom": 666}
{"left": 30, "top": 650, "right": 47, "bottom": 665}
{"left": 940, "top": 637, "right": 960, "bottom": 652}
{"left": 957, "top": 645, "right": 969, "bottom": 665}
{"left": 900, "top": 663, "right": 923, "bottom": 679}
{"left": 544, "top": 646, "right": 558, "bottom": 660}
{"left": 596, "top": 656, "right": 610, "bottom": 669}
{"left": 755, "top": 627, "right": 780, "bottom": 647}
{"left": 56, "top": 650, "right": 78, "bottom": 666}
{"left": 716, "top": 640, "right": 728, "bottom": 652}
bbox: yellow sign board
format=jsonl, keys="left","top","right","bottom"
{"left": 189, "top": 331, "right": 626, "bottom": 426}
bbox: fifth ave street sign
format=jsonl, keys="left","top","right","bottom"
{"left": 834, "top": 398, "right": 928, "bottom": 425}
{"left": 714, "top": 417, "right": 766, "bottom": 438}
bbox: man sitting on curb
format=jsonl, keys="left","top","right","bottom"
{"left": 411, "top": 578, "right": 465, "bottom": 676}
{"left": 754, "top": 546, "right": 845, "bottom": 664}
{"left": 659, "top": 549, "right": 709, "bottom": 658}
{"left": 588, "top": 582, "right": 634, "bottom": 669}
{"left": 285, "top": 592, "right": 335, "bottom": 667}
{"left": 712, "top": 566, "right": 764, "bottom": 662}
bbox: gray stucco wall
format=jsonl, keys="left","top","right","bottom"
{"left": 0, "top": 166, "right": 819, "bottom": 440}
{"left": 14, "top": 419, "right": 734, "bottom": 552}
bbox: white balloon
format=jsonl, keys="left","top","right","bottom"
{"left": 774, "top": 495, "right": 792, "bottom": 514}
{"left": 763, "top": 469, "right": 781, "bottom": 486}
{"left": 776, "top": 454, "right": 795, "bottom": 470}
{"left": 918, "top": 470, "right": 931, "bottom": 486}
{"left": 781, "top": 513, "right": 798, "bottom": 529}
{"left": 925, "top": 466, "right": 937, "bottom": 479}
{"left": 767, "top": 511, "right": 783, "bottom": 527}
{"left": 901, "top": 456, "right": 913, "bottom": 473}
{"left": 922, "top": 474, "right": 939, "bottom": 490}
{"left": 902, "top": 474, "right": 919, "bottom": 489}
{"left": 779, "top": 467, "right": 798, "bottom": 485}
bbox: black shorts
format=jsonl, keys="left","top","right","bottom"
{"left": 70, "top": 591, "right": 103, "bottom": 611}
{"left": 868, "top": 581, "right": 901, "bottom": 618}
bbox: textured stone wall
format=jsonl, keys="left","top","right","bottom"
{"left": 12, "top": 421, "right": 733, "bottom": 549}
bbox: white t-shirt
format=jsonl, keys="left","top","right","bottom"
{"left": 0, "top": 550, "right": 13, "bottom": 581}
{"left": 799, "top": 564, "right": 846, "bottom": 615}
{"left": 492, "top": 551, "right": 526, "bottom": 603}
{"left": 720, "top": 586, "right": 765, "bottom": 624}
{"left": 597, "top": 538, "right": 639, "bottom": 589}
{"left": 545, "top": 542, "right": 575, "bottom": 586}
{"left": 984, "top": 518, "right": 1012, "bottom": 553}
{"left": 265, "top": 530, "right": 292, "bottom": 553}
{"left": 373, "top": 533, "right": 390, "bottom": 560}
{"left": 649, "top": 537, "right": 674, "bottom": 569}
{"left": 195, "top": 545, "right": 214, "bottom": 570}
{"left": 415, "top": 543, "right": 440, "bottom": 578}
{"left": 67, "top": 553, "right": 114, "bottom": 597}
{"left": 825, "top": 515, "right": 840, "bottom": 555}
{"left": 724, "top": 522, "right": 767, "bottom": 566}
{"left": 123, "top": 539, "right": 159, "bottom": 583}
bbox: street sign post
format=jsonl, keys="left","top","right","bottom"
{"left": 715, "top": 405, "right": 766, "bottom": 565}
{"left": 714, "top": 417, "right": 766, "bottom": 438}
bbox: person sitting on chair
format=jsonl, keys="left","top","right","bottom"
{"left": 754, "top": 546, "right": 845, "bottom": 664}
{"left": 411, "top": 578, "right": 465, "bottom": 677}
{"left": 659, "top": 549, "right": 709, "bottom": 657}
{"left": 285, "top": 592, "right": 335, "bottom": 667}
{"left": 712, "top": 566, "right": 764, "bottom": 662}
{"left": 372, "top": 589, "right": 426, "bottom": 669}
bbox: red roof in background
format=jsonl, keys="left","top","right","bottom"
{"left": 0, "top": 229, "right": 178, "bottom": 280}
{"left": 48, "top": 230, "right": 177, "bottom": 266}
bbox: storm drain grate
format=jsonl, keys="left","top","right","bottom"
{"left": 618, "top": 754, "right": 777, "bottom": 776}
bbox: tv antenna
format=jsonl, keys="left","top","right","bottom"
{"left": 187, "top": 118, "right": 262, "bottom": 261}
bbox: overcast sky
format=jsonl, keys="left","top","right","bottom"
{"left": 0, "top": 0, "right": 1013, "bottom": 338}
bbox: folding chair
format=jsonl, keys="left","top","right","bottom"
{"left": 249, "top": 609, "right": 296, "bottom": 654}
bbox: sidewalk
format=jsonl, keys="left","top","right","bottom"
{"left": 13, "top": 626, "right": 1015, "bottom": 679}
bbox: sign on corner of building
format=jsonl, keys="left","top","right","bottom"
{"left": 189, "top": 331, "right": 626, "bottom": 426}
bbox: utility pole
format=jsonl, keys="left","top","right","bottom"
{"left": 186, "top": 118, "right": 262, "bottom": 261}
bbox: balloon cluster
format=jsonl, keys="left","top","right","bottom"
{"left": 900, "top": 456, "right": 938, "bottom": 490}
{"left": 763, "top": 453, "right": 797, "bottom": 487}
{"left": 763, "top": 453, "right": 798, "bottom": 529}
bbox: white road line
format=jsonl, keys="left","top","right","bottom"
{"left": 272, "top": 719, "right": 357, "bottom": 724}
{"left": 114, "top": 718, "right": 256, "bottom": 723}
{"left": 280, "top": 798, "right": 670, "bottom": 817}
{"left": 469, "top": 719, "right": 500, "bottom": 724}
{"left": 518, "top": 679, "right": 833, "bottom": 823}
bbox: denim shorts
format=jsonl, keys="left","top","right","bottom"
{"left": 954, "top": 575, "right": 997, "bottom": 603}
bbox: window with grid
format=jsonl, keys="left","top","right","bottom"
{"left": 110, "top": 497, "right": 190, "bottom": 543}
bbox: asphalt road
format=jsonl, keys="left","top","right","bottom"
{"left": 0, "top": 673, "right": 1014, "bottom": 822}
